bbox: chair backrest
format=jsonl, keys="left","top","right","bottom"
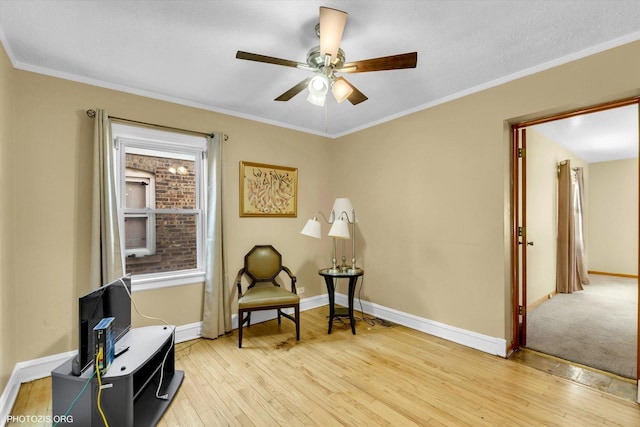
{"left": 244, "top": 245, "right": 283, "bottom": 288}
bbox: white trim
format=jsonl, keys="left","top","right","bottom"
{"left": 0, "top": 295, "right": 508, "bottom": 423}
{"left": 231, "top": 293, "right": 328, "bottom": 330}
{"left": 132, "top": 270, "right": 206, "bottom": 292}
{"left": 334, "top": 293, "right": 508, "bottom": 357}
{"left": 179, "top": 294, "right": 329, "bottom": 341}
{"left": 112, "top": 126, "right": 207, "bottom": 149}
{"left": 124, "top": 169, "right": 156, "bottom": 257}
{"left": 0, "top": 350, "right": 76, "bottom": 425}
{"left": 12, "top": 351, "right": 77, "bottom": 384}
{"left": 6, "top": 31, "right": 640, "bottom": 140}
{"left": 230, "top": 292, "right": 506, "bottom": 357}
{"left": 0, "top": 370, "right": 21, "bottom": 426}
{"left": 328, "top": 31, "right": 640, "bottom": 138}
{"left": 124, "top": 146, "right": 198, "bottom": 162}
{"left": 114, "top": 123, "right": 207, "bottom": 289}
{"left": 174, "top": 321, "right": 204, "bottom": 343}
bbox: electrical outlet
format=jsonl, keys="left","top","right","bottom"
{"left": 297, "top": 287, "right": 305, "bottom": 295}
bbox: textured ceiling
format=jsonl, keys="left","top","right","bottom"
{"left": 1, "top": 0, "right": 640, "bottom": 147}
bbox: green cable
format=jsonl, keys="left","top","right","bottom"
{"left": 52, "top": 370, "right": 95, "bottom": 427}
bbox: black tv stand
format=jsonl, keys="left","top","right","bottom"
{"left": 52, "top": 325, "right": 184, "bottom": 426}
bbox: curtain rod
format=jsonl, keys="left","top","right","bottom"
{"left": 86, "top": 109, "right": 228, "bottom": 141}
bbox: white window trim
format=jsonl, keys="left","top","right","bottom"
{"left": 132, "top": 269, "right": 205, "bottom": 292}
{"left": 124, "top": 169, "right": 156, "bottom": 257}
{"left": 112, "top": 123, "right": 208, "bottom": 291}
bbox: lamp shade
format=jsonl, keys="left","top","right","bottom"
{"left": 300, "top": 218, "right": 322, "bottom": 239}
{"left": 328, "top": 218, "right": 350, "bottom": 239}
{"left": 309, "top": 74, "right": 329, "bottom": 93}
{"left": 332, "top": 198, "right": 355, "bottom": 222}
{"left": 332, "top": 77, "right": 353, "bottom": 103}
{"left": 307, "top": 74, "right": 329, "bottom": 106}
{"left": 306, "top": 92, "right": 326, "bottom": 107}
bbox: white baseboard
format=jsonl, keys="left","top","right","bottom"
{"left": 0, "top": 350, "right": 76, "bottom": 425}
{"left": 178, "top": 294, "right": 330, "bottom": 343}
{"left": 0, "top": 293, "right": 506, "bottom": 424}
{"left": 335, "top": 293, "right": 507, "bottom": 357}
{"left": 0, "top": 368, "right": 21, "bottom": 426}
{"left": 227, "top": 292, "right": 506, "bottom": 357}
{"left": 174, "top": 321, "right": 203, "bottom": 343}
{"left": 230, "top": 293, "right": 328, "bottom": 330}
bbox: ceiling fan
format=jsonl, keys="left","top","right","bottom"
{"left": 236, "top": 6, "right": 418, "bottom": 106}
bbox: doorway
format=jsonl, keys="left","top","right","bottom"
{"left": 511, "top": 98, "right": 639, "bottom": 390}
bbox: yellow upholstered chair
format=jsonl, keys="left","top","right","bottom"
{"left": 235, "top": 245, "right": 300, "bottom": 348}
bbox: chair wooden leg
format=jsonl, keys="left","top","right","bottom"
{"left": 295, "top": 305, "right": 300, "bottom": 341}
{"left": 238, "top": 310, "right": 244, "bottom": 348}
{"left": 239, "top": 306, "right": 300, "bottom": 347}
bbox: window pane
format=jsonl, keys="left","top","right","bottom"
{"left": 125, "top": 213, "right": 198, "bottom": 276}
{"left": 124, "top": 216, "right": 147, "bottom": 249}
{"left": 126, "top": 180, "right": 147, "bottom": 209}
{"left": 126, "top": 153, "right": 196, "bottom": 209}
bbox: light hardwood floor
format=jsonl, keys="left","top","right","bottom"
{"left": 8, "top": 307, "right": 640, "bottom": 426}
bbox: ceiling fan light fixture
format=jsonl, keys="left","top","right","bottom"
{"left": 307, "top": 73, "right": 329, "bottom": 106}
{"left": 332, "top": 77, "right": 353, "bottom": 103}
{"left": 307, "top": 92, "right": 326, "bottom": 106}
{"left": 309, "top": 73, "right": 329, "bottom": 95}
{"left": 236, "top": 7, "right": 417, "bottom": 107}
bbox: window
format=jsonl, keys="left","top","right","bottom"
{"left": 112, "top": 123, "right": 207, "bottom": 290}
{"left": 124, "top": 169, "right": 155, "bottom": 257}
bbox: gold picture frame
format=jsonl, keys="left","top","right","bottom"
{"left": 239, "top": 161, "right": 298, "bottom": 217}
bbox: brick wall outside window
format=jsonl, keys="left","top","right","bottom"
{"left": 125, "top": 154, "right": 198, "bottom": 275}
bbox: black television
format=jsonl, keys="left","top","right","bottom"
{"left": 78, "top": 276, "right": 132, "bottom": 373}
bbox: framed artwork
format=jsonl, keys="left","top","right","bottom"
{"left": 239, "top": 161, "right": 298, "bottom": 217}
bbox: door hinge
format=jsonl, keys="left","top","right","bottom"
{"left": 518, "top": 148, "right": 525, "bottom": 158}
{"left": 519, "top": 305, "right": 525, "bottom": 315}
{"left": 518, "top": 226, "right": 524, "bottom": 237}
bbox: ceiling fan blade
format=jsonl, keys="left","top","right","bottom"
{"left": 339, "top": 52, "right": 418, "bottom": 73}
{"left": 319, "top": 7, "right": 348, "bottom": 64}
{"left": 340, "top": 78, "right": 368, "bottom": 105}
{"left": 275, "top": 78, "right": 312, "bottom": 101}
{"left": 236, "top": 51, "right": 305, "bottom": 68}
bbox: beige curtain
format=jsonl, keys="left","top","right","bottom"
{"left": 89, "top": 109, "right": 124, "bottom": 289}
{"left": 556, "top": 160, "right": 589, "bottom": 293}
{"left": 201, "top": 133, "right": 232, "bottom": 338}
{"left": 573, "top": 167, "right": 589, "bottom": 286}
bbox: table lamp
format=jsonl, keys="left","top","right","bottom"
{"left": 300, "top": 197, "right": 360, "bottom": 272}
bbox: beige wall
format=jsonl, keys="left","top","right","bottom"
{"left": 589, "top": 158, "right": 638, "bottom": 275}
{"left": 9, "top": 68, "right": 332, "bottom": 362}
{"left": 2, "top": 37, "right": 640, "bottom": 379}
{"left": 334, "top": 40, "right": 640, "bottom": 340}
{"left": 0, "top": 37, "right": 16, "bottom": 394}
{"left": 525, "top": 129, "right": 589, "bottom": 305}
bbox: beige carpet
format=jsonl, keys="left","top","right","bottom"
{"left": 526, "top": 275, "right": 638, "bottom": 378}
